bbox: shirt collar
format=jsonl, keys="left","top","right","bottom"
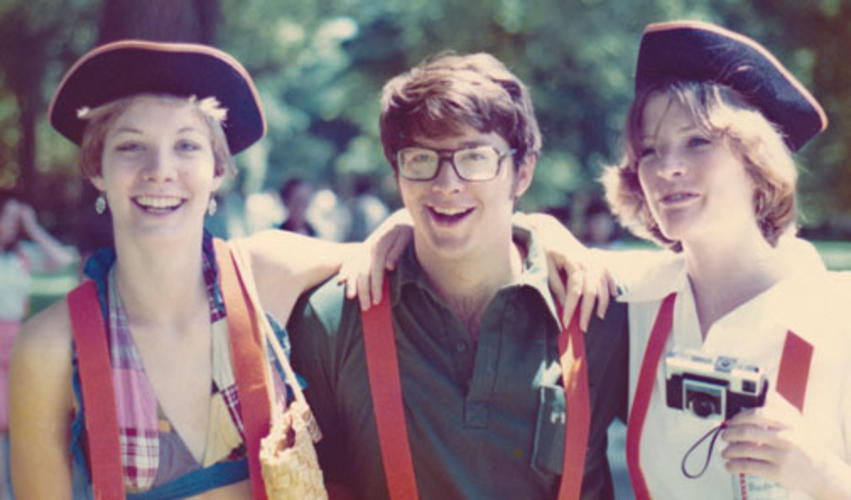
{"left": 388, "top": 221, "right": 563, "bottom": 334}
{"left": 614, "top": 237, "right": 826, "bottom": 304}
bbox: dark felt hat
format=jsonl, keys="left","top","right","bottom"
{"left": 49, "top": 40, "right": 265, "bottom": 154}
{"left": 635, "top": 20, "right": 827, "bottom": 151}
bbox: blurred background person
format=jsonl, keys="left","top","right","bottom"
{"left": 582, "top": 197, "right": 621, "bottom": 249}
{"left": 277, "top": 177, "right": 317, "bottom": 236}
{"left": 0, "top": 193, "right": 74, "bottom": 499}
{"left": 344, "top": 174, "right": 388, "bottom": 242}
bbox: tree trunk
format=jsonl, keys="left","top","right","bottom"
{"left": 16, "top": 95, "right": 37, "bottom": 201}
{"left": 97, "top": 0, "right": 218, "bottom": 45}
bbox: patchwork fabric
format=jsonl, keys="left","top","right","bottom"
{"left": 73, "top": 234, "right": 293, "bottom": 494}
{"left": 106, "top": 255, "right": 249, "bottom": 492}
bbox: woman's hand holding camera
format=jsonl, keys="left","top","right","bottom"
{"left": 721, "top": 407, "right": 851, "bottom": 498}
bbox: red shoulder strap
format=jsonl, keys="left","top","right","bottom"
{"left": 213, "top": 238, "right": 270, "bottom": 500}
{"left": 625, "top": 293, "right": 676, "bottom": 500}
{"left": 67, "top": 280, "right": 126, "bottom": 500}
{"left": 360, "top": 279, "right": 592, "bottom": 500}
{"left": 556, "top": 306, "right": 591, "bottom": 500}
{"left": 360, "top": 279, "right": 419, "bottom": 500}
{"left": 624, "top": 293, "right": 812, "bottom": 499}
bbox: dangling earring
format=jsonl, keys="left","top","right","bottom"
{"left": 95, "top": 194, "right": 107, "bottom": 214}
{"left": 207, "top": 197, "right": 217, "bottom": 216}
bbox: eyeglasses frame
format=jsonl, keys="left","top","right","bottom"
{"left": 395, "top": 145, "right": 518, "bottom": 182}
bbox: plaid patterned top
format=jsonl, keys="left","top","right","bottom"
{"left": 72, "top": 234, "right": 291, "bottom": 494}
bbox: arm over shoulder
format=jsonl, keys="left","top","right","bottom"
{"left": 237, "top": 230, "right": 357, "bottom": 325}
{"left": 9, "top": 298, "right": 75, "bottom": 498}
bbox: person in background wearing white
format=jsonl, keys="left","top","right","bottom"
{"left": 0, "top": 195, "right": 74, "bottom": 499}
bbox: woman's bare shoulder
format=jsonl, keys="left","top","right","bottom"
{"left": 15, "top": 296, "right": 73, "bottom": 364}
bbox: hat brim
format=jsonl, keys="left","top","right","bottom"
{"left": 49, "top": 40, "right": 266, "bottom": 155}
{"left": 635, "top": 20, "right": 827, "bottom": 151}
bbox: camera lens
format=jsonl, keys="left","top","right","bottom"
{"left": 687, "top": 393, "right": 720, "bottom": 418}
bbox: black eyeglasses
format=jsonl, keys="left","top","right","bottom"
{"left": 396, "top": 145, "right": 516, "bottom": 181}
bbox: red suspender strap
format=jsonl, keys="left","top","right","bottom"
{"left": 213, "top": 238, "right": 270, "bottom": 500}
{"left": 360, "top": 279, "right": 593, "bottom": 499}
{"left": 360, "top": 279, "right": 419, "bottom": 500}
{"left": 625, "top": 292, "right": 676, "bottom": 500}
{"left": 556, "top": 308, "right": 591, "bottom": 500}
{"left": 775, "top": 331, "right": 813, "bottom": 413}
{"left": 67, "top": 280, "right": 126, "bottom": 500}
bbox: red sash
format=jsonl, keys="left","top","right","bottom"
{"left": 625, "top": 292, "right": 812, "bottom": 499}
{"left": 68, "top": 238, "right": 271, "bottom": 499}
{"left": 213, "top": 238, "right": 271, "bottom": 500}
{"left": 360, "top": 279, "right": 591, "bottom": 499}
{"left": 68, "top": 281, "right": 125, "bottom": 500}
{"left": 625, "top": 293, "right": 676, "bottom": 500}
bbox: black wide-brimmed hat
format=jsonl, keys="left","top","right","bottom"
{"left": 635, "top": 20, "right": 827, "bottom": 151}
{"left": 49, "top": 40, "right": 265, "bottom": 154}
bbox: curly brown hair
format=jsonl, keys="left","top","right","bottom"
{"left": 379, "top": 52, "right": 541, "bottom": 171}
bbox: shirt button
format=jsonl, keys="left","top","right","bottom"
{"left": 455, "top": 341, "right": 468, "bottom": 352}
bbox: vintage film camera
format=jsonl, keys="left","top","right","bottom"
{"left": 664, "top": 350, "right": 768, "bottom": 420}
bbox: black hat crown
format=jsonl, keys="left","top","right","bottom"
{"left": 49, "top": 40, "right": 266, "bottom": 154}
{"left": 635, "top": 20, "right": 827, "bottom": 151}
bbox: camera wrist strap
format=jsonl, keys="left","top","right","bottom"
{"left": 680, "top": 420, "right": 726, "bottom": 478}
{"left": 625, "top": 292, "right": 677, "bottom": 500}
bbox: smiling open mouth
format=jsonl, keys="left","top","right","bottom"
{"left": 428, "top": 205, "right": 474, "bottom": 224}
{"left": 132, "top": 196, "right": 186, "bottom": 214}
{"left": 661, "top": 192, "right": 698, "bottom": 204}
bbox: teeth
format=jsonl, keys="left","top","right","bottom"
{"left": 432, "top": 206, "right": 470, "bottom": 215}
{"left": 135, "top": 196, "right": 182, "bottom": 209}
{"left": 664, "top": 193, "right": 694, "bottom": 203}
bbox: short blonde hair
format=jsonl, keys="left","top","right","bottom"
{"left": 602, "top": 81, "right": 797, "bottom": 250}
{"left": 78, "top": 94, "right": 235, "bottom": 179}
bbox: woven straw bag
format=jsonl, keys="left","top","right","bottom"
{"left": 230, "top": 243, "right": 328, "bottom": 500}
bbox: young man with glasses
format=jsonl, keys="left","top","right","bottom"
{"left": 287, "top": 52, "right": 628, "bottom": 498}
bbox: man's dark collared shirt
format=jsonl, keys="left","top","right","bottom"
{"left": 287, "top": 227, "right": 628, "bottom": 499}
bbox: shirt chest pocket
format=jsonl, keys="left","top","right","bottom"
{"left": 531, "top": 384, "right": 565, "bottom": 475}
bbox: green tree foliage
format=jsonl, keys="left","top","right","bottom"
{"left": 2, "top": 0, "right": 850, "bottom": 240}
{"left": 0, "top": 0, "right": 98, "bottom": 233}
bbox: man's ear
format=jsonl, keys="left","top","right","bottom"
{"left": 512, "top": 154, "right": 537, "bottom": 199}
